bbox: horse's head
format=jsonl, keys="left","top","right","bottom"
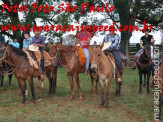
{"left": 144, "top": 42, "right": 154, "bottom": 60}
{"left": 0, "top": 41, "right": 8, "bottom": 60}
{"left": 49, "top": 43, "right": 58, "bottom": 67}
{"left": 90, "top": 41, "right": 104, "bottom": 73}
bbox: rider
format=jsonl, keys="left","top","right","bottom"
{"left": 0, "top": 34, "right": 5, "bottom": 44}
{"left": 103, "top": 27, "right": 122, "bottom": 81}
{"left": 12, "top": 39, "right": 20, "bottom": 48}
{"left": 23, "top": 32, "right": 32, "bottom": 51}
{"left": 131, "top": 29, "right": 154, "bottom": 69}
{"left": 77, "top": 22, "right": 91, "bottom": 75}
{"left": 32, "top": 30, "right": 46, "bottom": 80}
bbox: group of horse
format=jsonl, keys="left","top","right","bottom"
{"left": 0, "top": 41, "right": 162, "bottom": 120}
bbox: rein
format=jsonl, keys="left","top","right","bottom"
{"left": 56, "top": 47, "right": 76, "bottom": 72}
{"left": 137, "top": 48, "right": 152, "bottom": 67}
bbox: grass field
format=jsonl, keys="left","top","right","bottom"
{"left": 0, "top": 67, "right": 154, "bottom": 122}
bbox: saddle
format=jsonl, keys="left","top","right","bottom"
{"left": 24, "top": 50, "right": 51, "bottom": 69}
{"left": 73, "top": 46, "right": 92, "bottom": 66}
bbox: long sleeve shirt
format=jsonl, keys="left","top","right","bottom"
{"left": 103, "top": 34, "right": 120, "bottom": 51}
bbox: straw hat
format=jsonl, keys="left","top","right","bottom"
{"left": 28, "top": 45, "right": 39, "bottom": 51}
{"left": 101, "top": 41, "right": 112, "bottom": 51}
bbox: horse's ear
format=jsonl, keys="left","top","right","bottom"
{"left": 93, "top": 41, "right": 97, "bottom": 48}
{"left": 100, "top": 42, "right": 104, "bottom": 50}
{"left": 48, "top": 42, "right": 52, "bottom": 47}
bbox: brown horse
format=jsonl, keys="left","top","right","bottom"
{"left": 90, "top": 42, "right": 124, "bottom": 107}
{"left": 0, "top": 42, "right": 57, "bottom": 105}
{"left": 49, "top": 43, "right": 98, "bottom": 100}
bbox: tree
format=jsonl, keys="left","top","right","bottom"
{"left": 69, "top": 0, "right": 163, "bottom": 61}
{"left": 0, "top": 0, "right": 71, "bottom": 48}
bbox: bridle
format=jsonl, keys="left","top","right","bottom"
{"left": 55, "top": 47, "right": 76, "bottom": 72}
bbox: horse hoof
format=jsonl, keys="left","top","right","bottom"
{"left": 146, "top": 93, "right": 150, "bottom": 96}
{"left": 21, "top": 103, "right": 25, "bottom": 107}
{"left": 31, "top": 101, "right": 35, "bottom": 105}
{"left": 105, "top": 105, "right": 109, "bottom": 108}
{"left": 69, "top": 96, "right": 75, "bottom": 100}
{"left": 79, "top": 97, "right": 83, "bottom": 101}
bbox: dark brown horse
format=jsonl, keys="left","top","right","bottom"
{"left": 49, "top": 43, "right": 98, "bottom": 100}
{"left": 135, "top": 43, "right": 154, "bottom": 94}
{"left": 0, "top": 42, "right": 57, "bottom": 105}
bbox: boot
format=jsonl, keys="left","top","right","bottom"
{"left": 131, "top": 61, "right": 137, "bottom": 69}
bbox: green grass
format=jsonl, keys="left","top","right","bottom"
{"left": 0, "top": 67, "right": 154, "bottom": 122}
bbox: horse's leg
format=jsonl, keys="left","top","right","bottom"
{"left": 37, "top": 77, "right": 41, "bottom": 88}
{"left": 89, "top": 73, "right": 94, "bottom": 93}
{"left": 95, "top": 77, "right": 98, "bottom": 94}
{"left": 0, "top": 75, "right": 4, "bottom": 86}
{"left": 99, "top": 79, "right": 105, "bottom": 106}
{"left": 105, "top": 80, "right": 110, "bottom": 108}
{"left": 20, "top": 79, "right": 26, "bottom": 105}
{"left": 15, "top": 77, "right": 22, "bottom": 97}
{"left": 29, "top": 77, "right": 35, "bottom": 104}
{"left": 143, "top": 74, "right": 146, "bottom": 87}
{"left": 74, "top": 72, "right": 83, "bottom": 100}
{"left": 139, "top": 70, "right": 143, "bottom": 94}
{"left": 115, "top": 83, "right": 119, "bottom": 95}
{"left": 46, "top": 71, "right": 52, "bottom": 94}
{"left": 8, "top": 74, "right": 12, "bottom": 86}
{"left": 52, "top": 68, "right": 57, "bottom": 94}
{"left": 147, "top": 72, "right": 151, "bottom": 94}
{"left": 67, "top": 72, "right": 75, "bottom": 100}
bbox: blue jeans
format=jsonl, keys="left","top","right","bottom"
{"left": 134, "top": 49, "right": 143, "bottom": 61}
{"left": 39, "top": 49, "right": 44, "bottom": 73}
{"left": 83, "top": 48, "right": 89, "bottom": 70}
{"left": 110, "top": 50, "right": 122, "bottom": 77}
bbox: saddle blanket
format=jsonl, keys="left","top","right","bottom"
{"left": 24, "top": 50, "right": 51, "bottom": 69}
{"left": 73, "top": 46, "right": 92, "bottom": 66}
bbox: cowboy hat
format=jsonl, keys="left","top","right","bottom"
{"left": 101, "top": 41, "right": 112, "bottom": 51}
{"left": 28, "top": 45, "right": 39, "bottom": 51}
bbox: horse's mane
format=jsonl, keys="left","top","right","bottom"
{"left": 58, "top": 44, "right": 73, "bottom": 53}
{"left": 9, "top": 45, "right": 28, "bottom": 60}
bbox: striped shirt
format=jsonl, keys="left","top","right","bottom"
{"left": 103, "top": 34, "right": 120, "bottom": 51}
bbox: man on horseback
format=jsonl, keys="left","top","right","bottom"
{"left": 32, "top": 30, "right": 46, "bottom": 79}
{"left": 23, "top": 32, "right": 32, "bottom": 51}
{"left": 76, "top": 22, "right": 91, "bottom": 75}
{"left": 131, "top": 29, "right": 154, "bottom": 69}
{"left": 103, "top": 28, "right": 122, "bottom": 81}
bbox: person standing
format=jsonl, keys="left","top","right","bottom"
{"left": 32, "top": 31, "right": 46, "bottom": 80}
{"left": 12, "top": 39, "right": 20, "bottom": 48}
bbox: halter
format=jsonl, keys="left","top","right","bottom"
{"left": 56, "top": 47, "right": 76, "bottom": 72}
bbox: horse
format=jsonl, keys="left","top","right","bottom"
{"left": 135, "top": 42, "right": 154, "bottom": 94}
{"left": 49, "top": 43, "right": 98, "bottom": 100}
{"left": 90, "top": 42, "right": 124, "bottom": 107}
{"left": 0, "top": 62, "right": 12, "bottom": 86}
{"left": 0, "top": 42, "right": 57, "bottom": 105}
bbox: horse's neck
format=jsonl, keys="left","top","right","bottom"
{"left": 139, "top": 50, "right": 148, "bottom": 63}
{"left": 7, "top": 47, "right": 27, "bottom": 65}
{"left": 98, "top": 52, "right": 111, "bottom": 71}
